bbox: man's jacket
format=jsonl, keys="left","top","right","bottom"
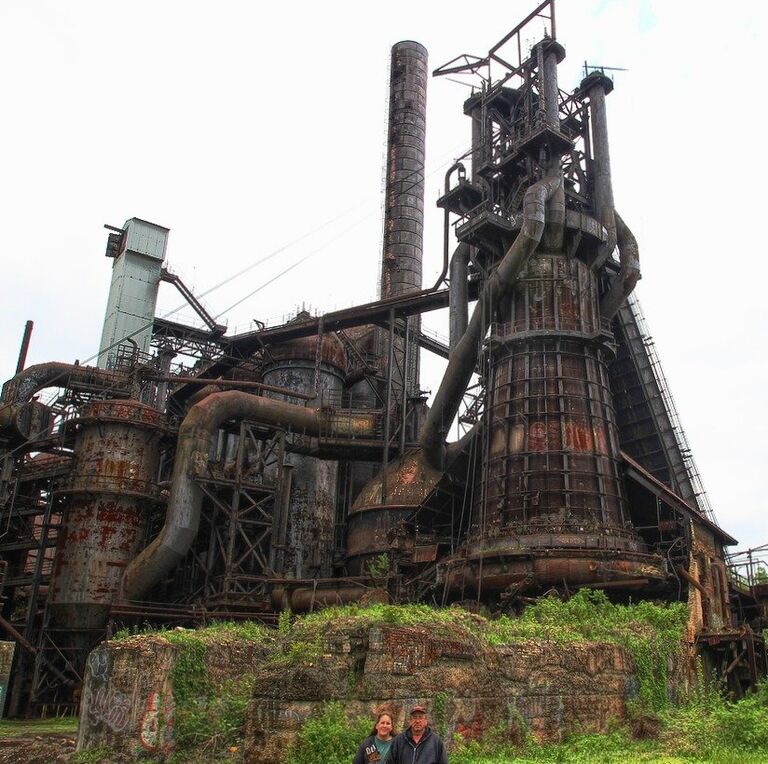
{"left": 388, "top": 726, "right": 448, "bottom": 764}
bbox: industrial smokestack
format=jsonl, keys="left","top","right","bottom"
{"left": 381, "top": 40, "right": 428, "bottom": 396}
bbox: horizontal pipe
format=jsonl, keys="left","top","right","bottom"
{"left": 121, "top": 391, "right": 377, "bottom": 601}
{"left": 419, "top": 174, "right": 562, "bottom": 467}
{"left": 150, "top": 375, "right": 314, "bottom": 401}
{"left": 1, "top": 362, "right": 128, "bottom": 404}
{"left": 600, "top": 210, "right": 640, "bottom": 318}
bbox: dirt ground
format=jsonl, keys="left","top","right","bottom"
{"left": 0, "top": 733, "right": 76, "bottom": 764}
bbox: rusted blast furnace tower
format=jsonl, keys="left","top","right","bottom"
{"left": 416, "top": 17, "right": 668, "bottom": 595}
{"left": 2, "top": 1, "right": 764, "bottom": 717}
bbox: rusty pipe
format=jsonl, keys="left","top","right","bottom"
{"left": 419, "top": 174, "right": 562, "bottom": 467}
{"left": 600, "top": 211, "right": 641, "bottom": 318}
{"left": 160, "top": 376, "right": 315, "bottom": 405}
{"left": 271, "top": 583, "right": 372, "bottom": 612}
{"left": 434, "top": 162, "right": 465, "bottom": 290}
{"left": 1, "top": 362, "right": 129, "bottom": 404}
{"left": 449, "top": 242, "right": 471, "bottom": 347}
{"left": 121, "top": 391, "right": 376, "bottom": 601}
{"left": 15, "top": 320, "right": 33, "bottom": 374}
{"left": 712, "top": 561, "right": 733, "bottom": 628}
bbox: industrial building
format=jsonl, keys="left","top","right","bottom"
{"left": 1, "top": 1, "right": 765, "bottom": 717}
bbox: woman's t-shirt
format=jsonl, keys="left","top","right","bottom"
{"left": 375, "top": 738, "right": 392, "bottom": 762}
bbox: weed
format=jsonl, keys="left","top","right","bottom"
{"left": 365, "top": 553, "right": 390, "bottom": 577}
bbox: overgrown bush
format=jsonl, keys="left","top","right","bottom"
{"left": 664, "top": 678, "right": 768, "bottom": 757}
{"left": 110, "top": 621, "right": 273, "bottom": 754}
{"left": 285, "top": 702, "right": 371, "bottom": 764}
{"left": 487, "top": 590, "right": 688, "bottom": 711}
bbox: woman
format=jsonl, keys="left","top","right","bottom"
{"left": 353, "top": 711, "right": 395, "bottom": 764}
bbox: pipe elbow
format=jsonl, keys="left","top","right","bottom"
{"left": 600, "top": 210, "right": 641, "bottom": 319}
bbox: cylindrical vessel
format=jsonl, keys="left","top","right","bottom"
{"left": 263, "top": 315, "right": 346, "bottom": 578}
{"left": 48, "top": 399, "right": 164, "bottom": 630}
{"left": 478, "top": 254, "right": 628, "bottom": 542}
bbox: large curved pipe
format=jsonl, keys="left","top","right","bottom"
{"left": 1, "top": 362, "right": 129, "bottom": 405}
{"left": 419, "top": 174, "right": 563, "bottom": 468}
{"left": 121, "top": 391, "right": 377, "bottom": 601}
{"left": 600, "top": 211, "right": 641, "bottom": 319}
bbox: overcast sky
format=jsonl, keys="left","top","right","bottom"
{"left": 1, "top": 1, "right": 765, "bottom": 552}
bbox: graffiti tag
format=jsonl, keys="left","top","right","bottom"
{"left": 87, "top": 649, "right": 111, "bottom": 684}
{"left": 88, "top": 685, "right": 131, "bottom": 732}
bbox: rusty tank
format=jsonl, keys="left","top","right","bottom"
{"left": 262, "top": 311, "right": 346, "bottom": 578}
{"left": 48, "top": 399, "right": 165, "bottom": 630}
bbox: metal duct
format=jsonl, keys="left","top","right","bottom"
{"left": 121, "top": 391, "right": 377, "bottom": 601}
{"left": 448, "top": 242, "right": 470, "bottom": 346}
{"left": 1, "top": 362, "right": 129, "bottom": 405}
{"left": 419, "top": 174, "right": 563, "bottom": 467}
{"left": 600, "top": 211, "right": 641, "bottom": 318}
{"left": 0, "top": 401, "right": 52, "bottom": 443}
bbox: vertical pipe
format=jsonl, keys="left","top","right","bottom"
{"left": 582, "top": 72, "right": 616, "bottom": 262}
{"left": 15, "top": 321, "right": 33, "bottom": 375}
{"left": 541, "top": 42, "right": 562, "bottom": 129}
{"left": 382, "top": 308, "right": 395, "bottom": 502}
{"left": 400, "top": 320, "right": 410, "bottom": 453}
{"left": 449, "top": 244, "right": 469, "bottom": 347}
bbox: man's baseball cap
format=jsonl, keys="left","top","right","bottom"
{"left": 410, "top": 705, "right": 427, "bottom": 715}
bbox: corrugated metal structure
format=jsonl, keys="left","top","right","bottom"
{"left": 97, "top": 218, "right": 169, "bottom": 369}
{"left": 0, "top": 0, "right": 764, "bottom": 717}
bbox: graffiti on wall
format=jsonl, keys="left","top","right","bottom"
{"left": 88, "top": 685, "right": 132, "bottom": 732}
{"left": 139, "top": 690, "right": 176, "bottom": 754}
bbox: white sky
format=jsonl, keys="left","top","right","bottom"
{"left": 1, "top": 1, "right": 765, "bottom": 551}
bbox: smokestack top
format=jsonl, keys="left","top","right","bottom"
{"left": 392, "top": 40, "right": 428, "bottom": 56}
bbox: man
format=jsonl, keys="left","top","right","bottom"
{"left": 389, "top": 705, "right": 448, "bottom": 764}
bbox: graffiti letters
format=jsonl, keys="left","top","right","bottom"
{"left": 88, "top": 685, "right": 131, "bottom": 732}
{"left": 87, "top": 649, "right": 111, "bottom": 684}
{"left": 139, "top": 691, "right": 175, "bottom": 753}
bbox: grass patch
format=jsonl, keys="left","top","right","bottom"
{"left": 69, "top": 749, "right": 115, "bottom": 764}
{"left": 0, "top": 716, "right": 78, "bottom": 737}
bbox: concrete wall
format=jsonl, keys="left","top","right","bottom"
{"left": 244, "top": 625, "right": 637, "bottom": 763}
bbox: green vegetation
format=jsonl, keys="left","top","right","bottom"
{"left": 486, "top": 590, "right": 688, "bottom": 711}
{"left": 0, "top": 715, "right": 78, "bottom": 737}
{"left": 161, "top": 622, "right": 272, "bottom": 752}
{"left": 365, "top": 552, "right": 391, "bottom": 577}
{"left": 451, "top": 725, "right": 768, "bottom": 763}
{"left": 111, "top": 620, "right": 274, "bottom": 756}
{"left": 285, "top": 702, "right": 371, "bottom": 764}
{"left": 69, "top": 748, "right": 116, "bottom": 764}
{"left": 281, "top": 682, "right": 768, "bottom": 764}
{"left": 274, "top": 590, "right": 686, "bottom": 712}
{"left": 92, "top": 596, "right": 765, "bottom": 763}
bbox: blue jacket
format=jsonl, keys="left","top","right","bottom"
{"left": 388, "top": 726, "right": 448, "bottom": 764}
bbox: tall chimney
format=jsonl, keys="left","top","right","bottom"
{"left": 381, "top": 41, "right": 428, "bottom": 397}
